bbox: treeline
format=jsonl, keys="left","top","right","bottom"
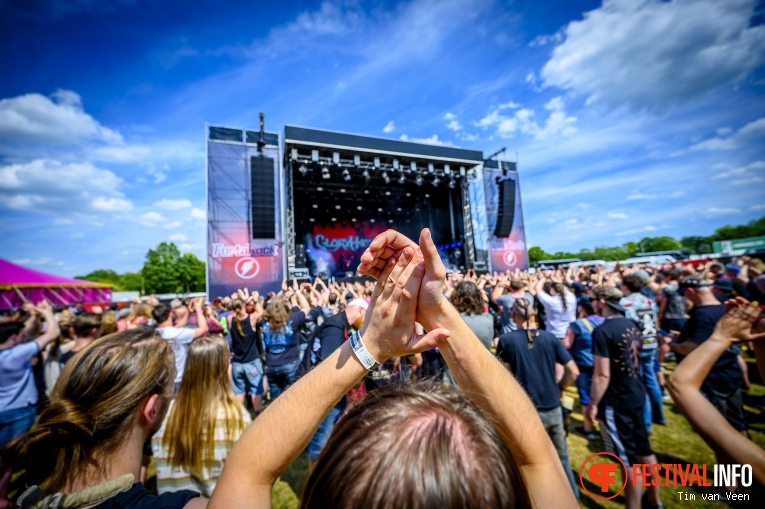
{"left": 76, "top": 242, "right": 205, "bottom": 294}
{"left": 528, "top": 215, "right": 765, "bottom": 264}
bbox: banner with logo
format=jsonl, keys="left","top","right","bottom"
{"left": 206, "top": 127, "right": 285, "bottom": 298}
{"left": 303, "top": 223, "right": 391, "bottom": 278}
{"left": 482, "top": 162, "right": 529, "bottom": 272}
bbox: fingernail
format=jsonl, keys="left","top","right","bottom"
{"left": 403, "top": 247, "right": 412, "bottom": 259}
{"left": 418, "top": 261, "right": 425, "bottom": 270}
{"left": 417, "top": 248, "right": 423, "bottom": 258}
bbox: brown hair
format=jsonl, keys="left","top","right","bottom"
{"left": 100, "top": 311, "right": 118, "bottom": 336}
{"left": 2, "top": 327, "right": 175, "bottom": 492}
{"left": 127, "top": 302, "right": 153, "bottom": 322}
{"left": 302, "top": 381, "right": 530, "bottom": 508}
{"left": 162, "top": 336, "right": 248, "bottom": 476}
{"left": 512, "top": 299, "right": 538, "bottom": 349}
{"left": 231, "top": 298, "right": 246, "bottom": 337}
{"left": 264, "top": 297, "right": 290, "bottom": 331}
{"left": 451, "top": 281, "right": 485, "bottom": 315}
{"left": 509, "top": 279, "right": 524, "bottom": 291}
{"left": 550, "top": 282, "right": 568, "bottom": 310}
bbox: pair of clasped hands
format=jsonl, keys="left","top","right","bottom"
{"left": 355, "top": 228, "right": 453, "bottom": 364}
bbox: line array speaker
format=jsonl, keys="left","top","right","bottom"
{"left": 493, "top": 178, "right": 516, "bottom": 238}
{"left": 251, "top": 156, "right": 276, "bottom": 239}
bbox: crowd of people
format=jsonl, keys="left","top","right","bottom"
{"left": 1, "top": 229, "right": 764, "bottom": 508}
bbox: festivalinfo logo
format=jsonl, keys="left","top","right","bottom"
{"left": 580, "top": 453, "right": 753, "bottom": 502}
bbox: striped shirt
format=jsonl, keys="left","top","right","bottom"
{"left": 151, "top": 402, "right": 251, "bottom": 497}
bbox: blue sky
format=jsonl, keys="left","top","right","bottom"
{"left": 1, "top": 0, "right": 764, "bottom": 276}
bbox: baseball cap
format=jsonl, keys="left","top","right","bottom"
{"left": 713, "top": 278, "right": 733, "bottom": 293}
{"left": 725, "top": 265, "right": 741, "bottom": 275}
{"left": 633, "top": 270, "right": 650, "bottom": 284}
{"left": 678, "top": 275, "right": 712, "bottom": 294}
{"left": 710, "top": 262, "right": 724, "bottom": 270}
{"left": 347, "top": 298, "right": 369, "bottom": 311}
{"left": 592, "top": 286, "right": 626, "bottom": 313}
{"left": 169, "top": 298, "right": 182, "bottom": 309}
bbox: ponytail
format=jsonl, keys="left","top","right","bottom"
{"left": 231, "top": 298, "right": 246, "bottom": 337}
{"left": 512, "top": 299, "right": 537, "bottom": 349}
{"left": 552, "top": 283, "right": 568, "bottom": 310}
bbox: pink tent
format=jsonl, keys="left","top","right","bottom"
{"left": 0, "top": 259, "right": 111, "bottom": 310}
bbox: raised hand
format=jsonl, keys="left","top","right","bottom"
{"left": 358, "top": 230, "right": 419, "bottom": 278}
{"left": 714, "top": 298, "right": 765, "bottom": 343}
{"left": 359, "top": 244, "right": 450, "bottom": 360}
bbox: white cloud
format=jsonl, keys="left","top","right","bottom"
{"left": 53, "top": 218, "right": 74, "bottom": 225}
{"left": 751, "top": 204, "right": 765, "bottom": 211}
{"left": 70, "top": 233, "right": 84, "bottom": 239}
{"left": 0, "top": 90, "right": 122, "bottom": 144}
{"left": 576, "top": 202, "right": 591, "bottom": 210}
{"left": 190, "top": 207, "right": 206, "bottom": 221}
{"left": 626, "top": 192, "right": 656, "bottom": 201}
{"left": 475, "top": 96, "right": 576, "bottom": 140}
{"left": 0, "top": 159, "right": 129, "bottom": 213}
{"left": 615, "top": 225, "right": 658, "bottom": 237}
{"left": 179, "top": 243, "right": 204, "bottom": 253}
{"left": 92, "top": 197, "right": 134, "bottom": 211}
{"left": 398, "top": 134, "right": 453, "bottom": 146}
{"left": 169, "top": 233, "right": 188, "bottom": 242}
{"left": 139, "top": 211, "right": 166, "bottom": 226}
{"left": 153, "top": 199, "right": 192, "bottom": 210}
{"left": 12, "top": 257, "right": 66, "bottom": 268}
{"left": 444, "top": 112, "right": 456, "bottom": 120}
{"left": 163, "top": 221, "right": 183, "bottom": 229}
{"left": 382, "top": 121, "right": 395, "bottom": 133}
{"left": 706, "top": 207, "right": 742, "bottom": 216}
{"left": 691, "top": 119, "right": 765, "bottom": 151}
{"left": 541, "top": 0, "right": 765, "bottom": 110}
{"left": 446, "top": 119, "right": 463, "bottom": 132}
{"left": 607, "top": 212, "right": 628, "bottom": 220}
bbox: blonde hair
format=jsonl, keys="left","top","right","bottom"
{"left": 264, "top": 297, "right": 290, "bottom": 331}
{"left": 512, "top": 299, "right": 538, "bottom": 349}
{"left": 231, "top": 298, "right": 245, "bottom": 337}
{"left": 100, "top": 311, "right": 118, "bottom": 335}
{"left": 162, "top": 335, "right": 248, "bottom": 475}
{"left": 127, "top": 303, "right": 153, "bottom": 324}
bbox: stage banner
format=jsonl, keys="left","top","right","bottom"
{"left": 303, "top": 223, "right": 391, "bottom": 278}
{"left": 482, "top": 162, "right": 529, "bottom": 272}
{"left": 206, "top": 126, "right": 285, "bottom": 298}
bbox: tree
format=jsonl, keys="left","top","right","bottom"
{"left": 176, "top": 253, "right": 206, "bottom": 293}
{"left": 142, "top": 242, "right": 182, "bottom": 294}
{"left": 75, "top": 269, "right": 142, "bottom": 291}
{"left": 637, "top": 236, "right": 682, "bottom": 253}
{"left": 680, "top": 236, "right": 711, "bottom": 255}
{"left": 527, "top": 246, "right": 549, "bottom": 264}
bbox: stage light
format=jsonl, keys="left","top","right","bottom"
{"left": 363, "top": 189, "right": 369, "bottom": 194}
{"left": 428, "top": 163, "right": 434, "bottom": 173}
{"left": 393, "top": 159, "right": 400, "bottom": 170}
{"left": 317, "top": 187, "right": 323, "bottom": 191}
{"left": 333, "top": 152, "right": 340, "bottom": 165}
{"left": 382, "top": 171, "right": 390, "bottom": 184}
{"left": 406, "top": 192, "right": 411, "bottom": 196}
{"left": 397, "top": 207, "right": 402, "bottom": 211}
{"left": 362, "top": 169, "right": 371, "bottom": 181}
{"left": 468, "top": 168, "right": 476, "bottom": 178}
{"left": 385, "top": 191, "right": 391, "bottom": 196}
{"left": 448, "top": 178, "right": 456, "bottom": 189}
{"left": 291, "top": 148, "right": 298, "bottom": 160}
{"left": 312, "top": 150, "right": 319, "bottom": 162}
{"left": 335, "top": 205, "right": 341, "bottom": 209}
{"left": 298, "top": 164, "right": 308, "bottom": 176}
{"left": 342, "top": 169, "right": 351, "bottom": 181}
{"left": 425, "top": 193, "right": 430, "bottom": 198}
{"left": 352, "top": 218, "right": 357, "bottom": 222}
{"left": 377, "top": 207, "right": 383, "bottom": 212}
{"left": 389, "top": 219, "right": 394, "bottom": 223}
{"left": 321, "top": 166, "right": 330, "bottom": 179}
{"left": 370, "top": 219, "right": 376, "bottom": 223}
{"left": 432, "top": 176, "right": 440, "bottom": 187}
{"left": 354, "top": 155, "right": 361, "bottom": 166}
{"left": 444, "top": 164, "right": 451, "bottom": 176}
{"left": 312, "top": 204, "right": 318, "bottom": 208}
{"left": 398, "top": 173, "right": 406, "bottom": 184}
{"left": 331, "top": 217, "right": 336, "bottom": 222}
{"left": 340, "top": 188, "right": 346, "bottom": 193}
{"left": 357, "top": 205, "right": 362, "bottom": 210}
{"left": 374, "top": 157, "right": 381, "bottom": 168}
{"left": 410, "top": 162, "right": 417, "bottom": 172}
{"left": 415, "top": 174, "right": 423, "bottom": 186}
{"left": 460, "top": 166, "right": 466, "bottom": 177}
{"left": 310, "top": 218, "right": 315, "bottom": 222}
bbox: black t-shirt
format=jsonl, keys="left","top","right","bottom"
{"left": 591, "top": 316, "right": 645, "bottom": 409}
{"left": 571, "top": 282, "right": 587, "bottom": 299}
{"left": 678, "top": 304, "right": 741, "bottom": 394}
{"left": 318, "top": 312, "right": 350, "bottom": 361}
{"left": 730, "top": 277, "right": 749, "bottom": 299}
{"left": 497, "top": 329, "right": 572, "bottom": 411}
{"left": 230, "top": 315, "right": 261, "bottom": 364}
{"left": 748, "top": 279, "right": 765, "bottom": 305}
{"left": 290, "top": 309, "right": 307, "bottom": 344}
{"left": 92, "top": 482, "right": 198, "bottom": 508}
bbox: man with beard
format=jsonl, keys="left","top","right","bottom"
{"left": 586, "top": 286, "right": 662, "bottom": 509}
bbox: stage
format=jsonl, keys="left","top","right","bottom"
{"left": 205, "top": 122, "right": 528, "bottom": 297}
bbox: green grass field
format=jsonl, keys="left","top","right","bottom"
{"left": 274, "top": 354, "right": 764, "bottom": 508}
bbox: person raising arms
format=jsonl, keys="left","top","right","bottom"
{"left": 208, "top": 229, "right": 577, "bottom": 509}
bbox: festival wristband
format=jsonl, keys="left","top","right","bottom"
{"left": 349, "top": 330, "right": 380, "bottom": 370}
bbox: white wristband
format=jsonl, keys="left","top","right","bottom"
{"left": 349, "top": 330, "right": 380, "bottom": 370}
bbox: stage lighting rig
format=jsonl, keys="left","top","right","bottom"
{"left": 362, "top": 168, "right": 371, "bottom": 181}
{"left": 444, "top": 164, "right": 451, "bottom": 176}
{"left": 410, "top": 162, "right": 417, "bottom": 173}
{"left": 321, "top": 166, "right": 331, "bottom": 179}
{"left": 415, "top": 174, "right": 423, "bottom": 186}
{"left": 354, "top": 155, "right": 361, "bottom": 166}
{"left": 333, "top": 152, "right": 341, "bottom": 165}
{"left": 298, "top": 164, "right": 308, "bottom": 176}
{"left": 448, "top": 178, "right": 456, "bottom": 189}
{"left": 311, "top": 150, "right": 319, "bottom": 162}
{"left": 428, "top": 163, "right": 434, "bottom": 174}
{"left": 342, "top": 169, "right": 351, "bottom": 181}
{"left": 432, "top": 176, "right": 440, "bottom": 187}
{"left": 393, "top": 159, "right": 400, "bottom": 170}
{"left": 374, "top": 157, "right": 381, "bottom": 168}
{"left": 291, "top": 148, "right": 299, "bottom": 160}
{"left": 382, "top": 171, "right": 391, "bottom": 184}
{"left": 398, "top": 173, "right": 406, "bottom": 184}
